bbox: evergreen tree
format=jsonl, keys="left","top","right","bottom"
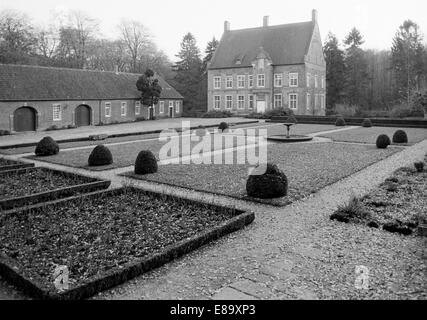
{"left": 174, "top": 33, "right": 203, "bottom": 113}
{"left": 343, "top": 28, "right": 369, "bottom": 108}
{"left": 391, "top": 20, "right": 425, "bottom": 106}
{"left": 136, "top": 69, "right": 162, "bottom": 107}
{"left": 202, "top": 37, "right": 219, "bottom": 74}
{"left": 323, "top": 32, "right": 346, "bottom": 111}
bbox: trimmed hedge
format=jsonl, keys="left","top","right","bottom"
{"left": 246, "top": 163, "right": 288, "bottom": 199}
{"left": 361, "top": 118, "right": 372, "bottom": 127}
{"left": 135, "top": 150, "right": 158, "bottom": 175}
{"left": 335, "top": 117, "right": 346, "bottom": 126}
{"left": 35, "top": 137, "right": 59, "bottom": 156}
{"left": 392, "top": 130, "right": 408, "bottom": 143}
{"left": 88, "top": 145, "right": 113, "bottom": 166}
{"left": 376, "top": 134, "right": 391, "bottom": 149}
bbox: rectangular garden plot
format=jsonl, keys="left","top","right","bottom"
{"left": 122, "top": 142, "right": 401, "bottom": 206}
{"left": 0, "top": 158, "right": 34, "bottom": 172}
{"left": 0, "top": 187, "right": 254, "bottom": 299}
{"left": 0, "top": 167, "right": 110, "bottom": 210}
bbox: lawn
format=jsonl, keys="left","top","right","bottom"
{"left": 1, "top": 123, "right": 336, "bottom": 156}
{"left": 318, "top": 126, "right": 427, "bottom": 145}
{"left": 0, "top": 188, "right": 250, "bottom": 297}
{"left": 123, "top": 142, "right": 401, "bottom": 206}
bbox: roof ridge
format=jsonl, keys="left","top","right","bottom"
{"left": 0, "top": 63, "right": 143, "bottom": 77}
{"left": 228, "top": 20, "right": 313, "bottom": 33}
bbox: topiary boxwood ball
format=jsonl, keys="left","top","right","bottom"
{"left": 218, "top": 122, "right": 229, "bottom": 132}
{"left": 361, "top": 118, "right": 372, "bottom": 127}
{"left": 392, "top": 130, "right": 408, "bottom": 143}
{"left": 88, "top": 145, "right": 113, "bottom": 166}
{"left": 135, "top": 150, "right": 158, "bottom": 175}
{"left": 246, "top": 163, "right": 288, "bottom": 199}
{"left": 335, "top": 117, "right": 346, "bottom": 126}
{"left": 35, "top": 136, "right": 59, "bottom": 156}
{"left": 376, "top": 134, "right": 391, "bottom": 149}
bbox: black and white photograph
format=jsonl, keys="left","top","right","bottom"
{"left": 0, "top": 0, "right": 426, "bottom": 309}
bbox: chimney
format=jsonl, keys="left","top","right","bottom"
{"left": 224, "top": 21, "right": 230, "bottom": 32}
{"left": 312, "top": 9, "right": 318, "bottom": 23}
{"left": 263, "top": 16, "right": 269, "bottom": 27}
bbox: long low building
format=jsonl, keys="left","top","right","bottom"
{"left": 0, "top": 64, "right": 184, "bottom": 132}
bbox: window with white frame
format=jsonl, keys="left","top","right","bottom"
{"left": 237, "top": 75, "right": 245, "bottom": 88}
{"left": 159, "top": 101, "right": 164, "bottom": 113}
{"left": 248, "top": 75, "right": 253, "bottom": 88}
{"left": 289, "top": 94, "right": 298, "bottom": 109}
{"left": 321, "top": 76, "right": 325, "bottom": 89}
{"left": 237, "top": 95, "right": 245, "bottom": 109}
{"left": 315, "top": 75, "right": 318, "bottom": 88}
{"left": 306, "top": 73, "right": 311, "bottom": 87}
{"left": 135, "top": 101, "right": 141, "bottom": 115}
{"left": 214, "top": 96, "right": 221, "bottom": 109}
{"left": 274, "top": 94, "right": 282, "bottom": 108}
{"left": 274, "top": 74, "right": 283, "bottom": 87}
{"left": 226, "top": 95, "right": 232, "bottom": 109}
{"left": 214, "top": 76, "right": 221, "bottom": 89}
{"left": 226, "top": 76, "right": 233, "bottom": 88}
{"left": 306, "top": 94, "right": 311, "bottom": 110}
{"left": 257, "top": 74, "right": 265, "bottom": 87}
{"left": 105, "top": 102, "right": 111, "bottom": 117}
{"left": 52, "top": 104, "right": 61, "bottom": 121}
{"left": 121, "top": 102, "right": 127, "bottom": 116}
{"left": 289, "top": 73, "right": 298, "bottom": 87}
{"left": 169, "top": 101, "right": 174, "bottom": 110}
{"left": 249, "top": 95, "right": 254, "bottom": 109}
{"left": 175, "top": 101, "right": 180, "bottom": 113}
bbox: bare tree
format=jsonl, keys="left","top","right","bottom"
{"left": 118, "top": 20, "right": 152, "bottom": 73}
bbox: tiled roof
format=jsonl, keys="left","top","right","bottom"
{"left": 0, "top": 64, "right": 183, "bottom": 101}
{"left": 209, "top": 21, "right": 314, "bottom": 69}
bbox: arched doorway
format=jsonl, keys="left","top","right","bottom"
{"left": 75, "top": 105, "right": 91, "bottom": 127}
{"left": 14, "top": 107, "right": 37, "bottom": 132}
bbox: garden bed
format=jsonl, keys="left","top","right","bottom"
{"left": 122, "top": 142, "right": 401, "bottom": 206}
{"left": 0, "top": 158, "right": 34, "bottom": 172}
{"left": 0, "top": 187, "right": 254, "bottom": 299}
{"left": 318, "top": 127, "right": 427, "bottom": 145}
{"left": 330, "top": 157, "right": 427, "bottom": 236}
{"left": 0, "top": 167, "right": 110, "bottom": 210}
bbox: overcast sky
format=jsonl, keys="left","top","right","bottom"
{"left": 1, "top": 0, "right": 426, "bottom": 61}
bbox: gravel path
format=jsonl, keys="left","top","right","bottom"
{"left": 0, "top": 131, "right": 425, "bottom": 300}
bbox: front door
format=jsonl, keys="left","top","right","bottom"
{"left": 256, "top": 101, "right": 266, "bottom": 113}
{"left": 75, "top": 105, "right": 91, "bottom": 127}
{"left": 169, "top": 106, "right": 174, "bottom": 118}
{"left": 14, "top": 107, "right": 36, "bottom": 132}
{"left": 149, "top": 107, "right": 154, "bottom": 119}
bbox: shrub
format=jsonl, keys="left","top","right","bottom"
{"left": 335, "top": 117, "right": 346, "bottom": 126}
{"left": 0, "top": 130, "right": 11, "bottom": 136}
{"left": 330, "top": 197, "right": 370, "bottom": 223}
{"left": 136, "top": 116, "right": 146, "bottom": 122}
{"left": 333, "top": 104, "right": 357, "bottom": 117}
{"left": 134, "top": 150, "right": 158, "bottom": 175}
{"left": 35, "top": 136, "right": 59, "bottom": 156}
{"left": 201, "top": 110, "right": 233, "bottom": 118}
{"left": 392, "top": 130, "right": 408, "bottom": 143}
{"left": 361, "top": 118, "right": 372, "bottom": 127}
{"left": 414, "top": 161, "right": 424, "bottom": 172}
{"left": 88, "top": 145, "right": 113, "bottom": 166}
{"left": 246, "top": 112, "right": 266, "bottom": 119}
{"left": 67, "top": 124, "right": 77, "bottom": 129}
{"left": 376, "top": 134, "right": 391, "bottom": 149}
{"left": 263, "top": 107, "right": 294, "bottom": 119}
{"left": 383, "top": 221, "right": 412, "bottom": 235}
{"left": 286, "top": 115, "right": 298, "bottom": 124}
{"left": 246, "top": 163, "right": 288, "bottom": 199}
{"left": 46, "top": 125, "right": 58, "bottom": 131}
{"left": 218, "top": 122, "right": 229, "bottom": 132}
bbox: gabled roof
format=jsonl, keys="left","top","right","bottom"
{"left": 0, "top": 64, "right": 183, "bottom": 101}
{"left": 209, "top": 21, "right": 314, "bottom": 69}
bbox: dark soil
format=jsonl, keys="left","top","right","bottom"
{"left": 0, "top": 189, "right": 238, "bottom": 291}
{"left": 0, "top": 168, "right": 92, "bottom": 200}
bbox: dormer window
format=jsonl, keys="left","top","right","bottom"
{"left": 258, "top": 59, "right": 264, "bottom": 69}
